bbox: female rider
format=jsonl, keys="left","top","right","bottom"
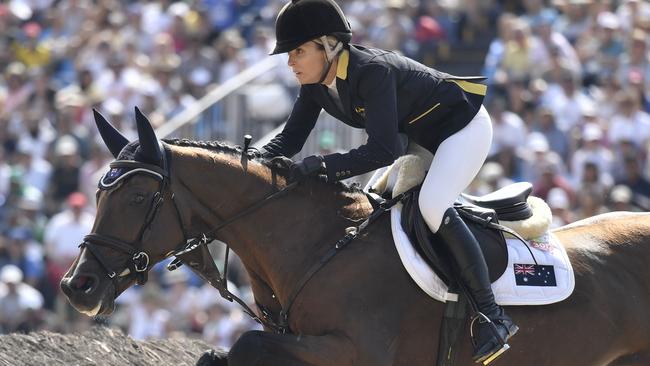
{"left": 258, "top": 0, "right": 518, "bottom": 363}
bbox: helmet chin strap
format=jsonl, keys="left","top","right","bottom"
{"left": 317, "top": 36, "right": 343, "bottom": 84}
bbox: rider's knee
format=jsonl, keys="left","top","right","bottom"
{"left": 417, "top": 193, "right": 445, "bottom": 232}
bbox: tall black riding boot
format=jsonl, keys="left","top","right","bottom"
{"left": 437, "top": 207, "right": 519, "bottom": 364}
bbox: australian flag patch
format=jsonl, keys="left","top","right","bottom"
{"left": 106, "top": 167, "right": 124, "bottom": 181}
{"left": 514, "top": 264, "right": 557, "bottom": 286}
{"left": 99, "top": 167, "right": 128, "bottom": 189}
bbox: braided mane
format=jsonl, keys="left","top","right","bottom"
{"left": 163, "top": 138, "right": 243, "bottom": 155}
{"left": 162, "top": 138, "right": 365, "bottom": 195}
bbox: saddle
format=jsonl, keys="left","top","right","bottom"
{"left": 367, "top": 147, "right": 573, "bottom": 303}
{"left": 399, "top": 182, "right": 534, "bottom": 288}
{"left": 366, "top": 143, "right": 547, "bottom": 291}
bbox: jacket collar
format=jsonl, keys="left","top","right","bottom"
{"left": 336, "top": 49, "right": 349, "bottom": 80}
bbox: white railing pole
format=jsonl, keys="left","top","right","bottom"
{"left": 156, "top": 57, "right": 281, "bottom": 139}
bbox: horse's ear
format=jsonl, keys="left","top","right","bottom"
{"left": 93, "top": 109, "right": 129, "bottom": 158}
{"left": 134, "top": 106, "right": 162, "bottom": 165}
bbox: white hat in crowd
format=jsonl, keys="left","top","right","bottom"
{"left": 0, "top": 264, "right": 24, "bottom": 284}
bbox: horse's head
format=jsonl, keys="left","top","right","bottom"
{"left": 60, "top": 108, "right": 185, "bottom": 316}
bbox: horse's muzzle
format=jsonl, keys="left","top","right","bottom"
{"left": 60, "top": 272, "right": 115, "bottom": 316}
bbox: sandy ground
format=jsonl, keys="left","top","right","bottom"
{"left": 0, "top": 326, "right": 221, "bottom": 366}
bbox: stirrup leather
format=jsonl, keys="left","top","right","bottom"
{"left": 470, "top": 312, "right": 512, "bottom": 365}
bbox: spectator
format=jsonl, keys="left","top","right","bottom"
{"left": 161, "top": 268, "right": 201, "bottom": 334}
{"left": 519, "top": 132, "right": 567, "bottom": 183}
{"left": 547, "top": 187, "right": 573, "bottom": 228}
{"left": 12, "top": 22, "right": 51, "bottom": 69}
{"left": 608, "top": 184, "right": 638, "bottom": 212}
{"left": 470, "top": 161, "right": 514, "bottom": 196}
{"left": 128, "top": 284, "right": 170, "bottom": 340}
{"left": 578, "top": 11, "right": 625, "bottom": 84}
{"left": 0, "top": 147, "right": 12, "bottom": 203}
{"left": 574, "top": 184, "right": 608, "bottom": 220}
{"left": 616, "top": 29, "right": 650, "bottom": 90}
{"left": 554, "top": 0, "right": 592, "bottom": 45}
{"left": 570, "top": 124, "right": 613, "bottom": 188}
{"left": 13, "top": 186, "right": 47, "bottom": 243}
{"left": 487, "top": 96, "right": 528, "bottom": 158}
{"left": 43, "top": 192, "right": 93, "bottom": 294}
{"left": 500, "top": 19, "right": 536, "bottom": 83}
{"left": 2, "top": 63, "right": 33, "bottom": 120}
{"left": 615, "top": 0, "right": 650, "bottom": 35}
{"left": 201, "top": 301, "right": 249, "bottom": 349}
{"left": 533, "top": 107, "right": 570, "bottom": 161}
{"left": 531, "top": 160, "right": 575, "bottom": 205}
{"left": 179, "top": 35, "right": 219, "bottom": 87}
{"left": 577, "top": 161, "right": 611, "bottom": 204}
{"left": 12, "top": 139, "right": 52, "bottom": 195}
{"left": 616, "top": 156, "right": 650, "bottom": 210}
{"left": 78, "top": 143, "right": 111, "bottom": 202}
{"left": 608, "top": 90, "right": 650, "bottom": 149}
{"left": 483, "top": 13, "right": 516, "bottom": 85}
{"left": 539, "top": 69, "right": 595, "bottom": 132}
{"left": 367, "top": 0, "right": 414, "bottom": 55}
{"left": 216, "top": 30, "right": 247, "bottom": 84}
{"left": 45, "top": 135, "right": 82, "bottom": 213}
{"left": 0, "top": 264, "right": 44, "bottom": 333}
{"left": 530, "top": 10, "right": 581, "bottom": 76}
{"left": 0, "top": 227, "right": 44, "bottom": 287}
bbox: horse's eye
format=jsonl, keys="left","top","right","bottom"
{"left": 132, "top": 194, "right": 146, "bottom": 205}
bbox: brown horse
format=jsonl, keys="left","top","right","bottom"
{"left": 61, "top": 109, "right": 650, "bottom": 366}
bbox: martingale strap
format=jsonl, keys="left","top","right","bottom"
{"left": 165, "top": 182, "right": 301, "bottom": 333}
{"left": 170, "top": 237, "right": 288, "bottom": 333}
{"left": 276, "top": 186, "right": 418, "bottom": 332}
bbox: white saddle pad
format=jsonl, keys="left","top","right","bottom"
{"left": 391, "top": 203, "right": 575, "bottom": 305}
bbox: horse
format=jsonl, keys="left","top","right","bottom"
{"left": 61, "top": 108, "right": 650, "bottom": 366}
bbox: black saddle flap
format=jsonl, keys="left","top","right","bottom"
{"left": 400, "top": 190, "right": 508, "bottom": 287}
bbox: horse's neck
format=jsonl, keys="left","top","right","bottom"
{"left": 171, "top": 147, "right": 371, "bottom": 301}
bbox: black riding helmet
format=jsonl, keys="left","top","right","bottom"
{"left": 271, "top": 0, "right": 352, "bottom": 55}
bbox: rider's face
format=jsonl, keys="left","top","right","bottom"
{"left": 287, "top": 41, "right": 325, "bottom": 85}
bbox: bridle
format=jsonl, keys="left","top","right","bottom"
{"left": 80, "top": 155, "right": 173, "bottom": 286}
{"left": 78, "top": 143, "right": 299, "bottom": 332}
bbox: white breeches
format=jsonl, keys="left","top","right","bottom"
{"left": 418, "top": 105, "right": 493, "bottom": 232}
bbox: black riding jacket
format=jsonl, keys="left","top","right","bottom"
{"left": 262, "top": 44, "right": 487, "bottom": 181}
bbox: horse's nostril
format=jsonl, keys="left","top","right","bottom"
{"left": 71, "top": 275, "right": 95, "bottom": 294}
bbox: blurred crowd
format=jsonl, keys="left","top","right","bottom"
{"left": 473, "top": 0, "right": 650, "bottom": 228}
{"left": 0, "top": 0, "right": 648, "bottom": 351}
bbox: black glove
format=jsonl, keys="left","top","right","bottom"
{"left": 290, "top": 155, "right": 326, "bottom": 182}
{"left": 267, "top": 156, "right": 294, "bottom": 170}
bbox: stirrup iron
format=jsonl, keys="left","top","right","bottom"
{"left": 470, "top": 312, "right": 512, "bottom": 365}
